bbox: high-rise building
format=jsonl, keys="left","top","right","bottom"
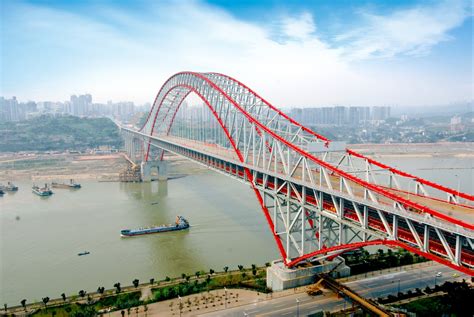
{"left": 372, "top": 106, "right": 391, "bottom": 121}
{"left": 70, "top": 94, "right": 92, "bottom": 116}
{"left": 0, "top": 96, "right": 20, "bottom": 122}
{"left": 348, "top": 106, "right": 370, "bottom": 125}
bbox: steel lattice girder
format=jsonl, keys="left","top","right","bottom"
{"left": 121, "top": 72, "right": 474, "bottom": 275}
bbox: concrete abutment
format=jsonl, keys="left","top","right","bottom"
{"left": 266, "top": 257, "right": 350, "bottom": 291}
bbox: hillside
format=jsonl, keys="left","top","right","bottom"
{"left": 0, "top": 115, "right": 123, "bottom": 152}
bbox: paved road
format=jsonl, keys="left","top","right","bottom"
{"left": 200, "top": 263, "right": 469, "bottom": 317}
{"left": 346, "top": 263, "right": 469, "bottom": 299}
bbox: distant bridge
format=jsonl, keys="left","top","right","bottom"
{"left": 118, "top": 72, "right": 474, "bottom": 275}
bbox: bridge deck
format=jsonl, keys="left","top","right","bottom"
{"left": 160, "top": 136, "right": 474, "bottom": 224}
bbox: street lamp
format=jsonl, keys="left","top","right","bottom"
{"left": 296, "top": 298, "right": 300, "bottom": 317}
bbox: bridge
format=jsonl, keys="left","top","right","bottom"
{"left": 119, "top": 72, "right": 474, "bottom": 276}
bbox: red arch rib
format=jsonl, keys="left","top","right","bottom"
{"left": 144, "top": 80, "right": 289, "bottom": 264}
{"left": 142, "top": 72, "right": 474, "bottom": 269}
{"left": 210, "top": 73, "right": 473, "bottom": 204}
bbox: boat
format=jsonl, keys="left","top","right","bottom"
{"left": 52, "top": 179, "right": 81, "bottom": 189}
{"left": 121, "top": 216, "right": 190, "bottom": 237}
{"left": 0, "top": 189, "right": 4, "bottom": 196}
{"left": 32, "top": 184, "right": 53, "bottom": 196}
{"left": 78, "top": 251, "right": 90, "bottom": 256}
{"left": 0, "top": 182, "right": 18, "bottom": 191}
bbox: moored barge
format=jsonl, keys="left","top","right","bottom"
{"left": 0, "top": 182, "right": 19, "bottom": 191}
{"left": 52, "top": 179, "right": 81, "bottom": 189}
{"left": 32, "top": 184, "right": 53, "bottom": 196}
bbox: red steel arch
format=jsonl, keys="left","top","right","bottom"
{"left": 137, "top": 72, "right": 474, "bottom": 272}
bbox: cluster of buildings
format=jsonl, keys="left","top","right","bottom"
{"left": 0, "top": 95, "right": 149, "bottom": 122}
{"left": 288, "top": 106, "right": 391, "bottom": 126}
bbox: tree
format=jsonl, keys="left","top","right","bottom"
{"left": 97, "top": 286, "right": 105, "bottom": 295}
{"left": 61, "top": 293, "right": 67, "bottom": 301}
{"left": 209, "top": 269, "right": 215, "bottom": 275}
{"left": 3, "top": 304, "right": 6, "bottom": 312}
{"left": 265, "top": 262, "right": 271, "bottom": 267}
{"left": 149, "top": 278, "right": 155, "bottom": 285}
{"left": 223, "top": 266, "right": 229, "bottom": 273}
{"left": 206, "top": 275, "right": 211, "bottom": 284}
{"left": 121, "top": 311, "right": 125, "bottom": 317}
{"left": 79, "top": 290, "right": 86, "bottom": 298}
{"left": 42, "top": 297, "right": 50, "bottom": 307}
{"left": 238, "top": 265, "right": 244, "bottom": 271}
{"left": 195, "top": 271, "right": 201, "bottom": 279}
{"left": 133, "top": 279, "right": 139, "bottom": 288}
{"left": 252, "top": 268, "right": 257, "bottom": 276}
{"left": 20, "top": 299, "right": 27, "bottom": 311}
{"left": 114, "top": 282, "right": 122, "bottom": 293}
{"left": 144, "top": 304, "right": 148, "bottom": 316}
{"left": 181, "top": 273, "right": 187, "bottom": 280}
{"left": 251, "top": 264, "right": 257, "bottom": 270}
{"left": 165, "top": 276, "right": 171, "bottom": 282}
{"left": 400, "top": 252, "right": 414, "bottom": 266}
{"left": 186, "top": 275, "right": 191, "bottom": 282}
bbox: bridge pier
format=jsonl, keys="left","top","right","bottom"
{"left": 266, "top": 257, "right": 350, "bottom": 291}
{"left": 141, "top": 161, "right": 168, "bottom": 182}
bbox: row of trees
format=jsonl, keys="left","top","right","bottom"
{"left": 343, "top": 248, "right": 427, "bottom": 274}
{"left": 7, "top": 263, "right": 270, "bottom": 314}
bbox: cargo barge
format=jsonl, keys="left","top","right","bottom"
{"left": 52, "top": 179, "right": 81, "bottom": 189}
{"left": 32, "top": 184, "right": 53, "bottom": 196}
{"left": 121, "top": 216, "right": 189, "bottom": 237}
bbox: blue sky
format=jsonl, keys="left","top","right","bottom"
{"left": 0, "top": 0, "right": 472, "bottom": 106}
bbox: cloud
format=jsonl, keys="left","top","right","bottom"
{"left": 279, "top": 12, "right": 316, "bottom": 41}
{"left": 335, "top": 0, "right": 472, "bottom": 59}
{"left": 0, "top": 0, "right": 472, "bottom": 107}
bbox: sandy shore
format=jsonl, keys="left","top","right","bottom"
{"left": 0, "top": 152, "right": 205, "bottom": 182}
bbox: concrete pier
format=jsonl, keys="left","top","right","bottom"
{"left": 266, "top": 257, "right": 350, "bottom": 291}
{"left": 141, "top": 160, "right": 168, "bottom": 181}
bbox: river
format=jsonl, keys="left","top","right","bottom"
{"left": 1, "top": 149, "right": 472, "bottom": 305}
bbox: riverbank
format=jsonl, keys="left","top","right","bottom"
{"left": 0, "top": 152, "right": 205, "bottom": 182}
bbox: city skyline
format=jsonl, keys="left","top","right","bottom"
{"left": 1, "top": 0, "right": 472, "bottom": 107}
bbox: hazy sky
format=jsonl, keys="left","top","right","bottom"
{"left": 1, "top": 0, "right": 473, "bottom": 107}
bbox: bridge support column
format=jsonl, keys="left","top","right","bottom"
{"left": 141, "top": 161, "right": 168, "bottom": 182}
{"left": 266, "top": 257, "right": 350, "bottom": 291}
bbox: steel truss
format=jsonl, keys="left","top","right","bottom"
{"left": 120, "top": 72, "right": 474, "bottom": 275}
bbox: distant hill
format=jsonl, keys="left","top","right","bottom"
{"left": 0, "top": 115, "right": 123, "bottom": 152}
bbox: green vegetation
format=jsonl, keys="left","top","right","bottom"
{"left": 19, "top": 266, "right": 267, "bottom": 317}
{"left": 31, "top": 292, "right": 141, "bottom": 317}
{"left": 0, "top": 115, "right": 123, "bottom": 152}
{"left": 343, "top": 248, "right": 427, "bottom": 275}
{"left": 396, "top": 281, "right": 474, "bottom": 317}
